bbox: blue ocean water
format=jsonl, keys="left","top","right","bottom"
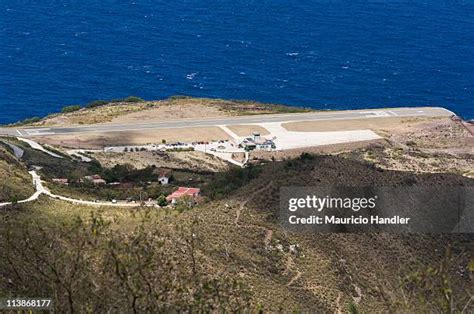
{"left": 1, "top": 1, "right": 473, "bottom": 124}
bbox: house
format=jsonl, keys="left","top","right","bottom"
{"left": 83, "top": 174, "right": 106, "bottom": 185}
{"left": 152, "top": 168, "right": 171, "bottom": 185}
{"left": 157, "top": 169, "right": 171, "bottom": 185}
{"left": 52, "top": 178, "right": 69, "bottom": 185}
{"left": 166, "top": 187, "right": 201, "bottom": 204}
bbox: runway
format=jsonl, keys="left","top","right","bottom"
{"left": 0, "top": 107, "right": 453, "bottom": 138}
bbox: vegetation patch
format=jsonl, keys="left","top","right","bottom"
{"left": 0, "top": 142, "right": 34, "bottom": 202}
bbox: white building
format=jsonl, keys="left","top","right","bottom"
{"left": 241, "top": 132, "right": 275, "bottom": 151}
{"left": 155, "top": 169, "right": 171, "bottom": 185}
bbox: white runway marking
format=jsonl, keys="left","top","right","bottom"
{"left": 361, "top": 111, "right": 390, "bottom": 117}
{"left": 218, "top": 125, "right": 241, "bottom": 141}
{"left": 24, "top": 128, "right": 55, "bottom": 136}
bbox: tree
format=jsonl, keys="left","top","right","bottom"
{"left": 157, "top": 194, "right": 168, "bottom": 207}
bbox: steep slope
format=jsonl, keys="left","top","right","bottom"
{"left": 192, "top": 154, "right": 473, "bottom": 311}
{"left": 1, "top": 154, "right": 472, "bottom": 312}
{"left": 0, "top": 141, "right": 34, "bottom": 202}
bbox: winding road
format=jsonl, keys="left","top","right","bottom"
{"left": 0, "top": 170, "right": 143, "bottom": 208}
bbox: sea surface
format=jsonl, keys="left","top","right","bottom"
{"left": 1, "top": 1, "right": 473, "bottom": 124}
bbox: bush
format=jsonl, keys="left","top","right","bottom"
{"left": 299, "top": 152, "right": 314, "bottom": 161}
{"left": 14, "top": 116, "right": 42, "bottom": 125}
{"left": 157, "top": 194, "right": 168, "bottom": 207}
{"left": 168, "top": 95, "right": 191, "bottom": 100}
{"left": 166, "top": 147, "right": 194, "bottom": 152}
{"left": 122, "top": 96, "right": 144, "bottom": 103}
{"left": 85, "top": 100, "right": 108, "bottom": 108}
{"left": 61, "top": 105, "right": 81, "bottom": 113}
{"left": 203, "top": 164, "right": 262, "bottom": 200}
{"left": 27, "top": 116, "right": 41, "bottom": 123}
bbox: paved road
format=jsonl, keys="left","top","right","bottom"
{"left": 0, "top": 107, "right": 453, "bottom": 137}
{"left": 0, "top": 170, "right": 145, "bottom": 208}
{"left": 0, "top": 140, "right": 24, "bottom": 158}
{"left": 0, "top": 170, "right": 43, "bottom": 207}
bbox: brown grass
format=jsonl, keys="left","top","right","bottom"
{"left": 225, "top": 125, "right": 270, "bottom": 136}
{"left": 252, "top": 139, "right": 387, "bottom": 161}
{"left": 282, "top": 116, "right": 443, "bottom": 133}
{"left": 111, "top": 101, "right": 228, "bottom": 124}
{"left": 33, "top": 127, "right": 231, "bottom": 149}
{"left": 22, "top": 97, "right": 311, "bottom": 127}
{"left": 93, "top": 150, "right": 229, "bottom": 172}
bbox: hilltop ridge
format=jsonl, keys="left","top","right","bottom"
{"left": 9, "top": 96, "right": 312, "bottom": 127}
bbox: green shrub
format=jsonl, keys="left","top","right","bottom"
{"left": 109, "top": 98, "right": 124, "bottom": 103}
{"left": 168, "top": 95, "right": 191, "bottom": 100}
{"left": 122, "top": 96, "right": 144, "bottom": 103}
{"left": 61, "top": 105, "right": 81, "bottom": 113}
{"left": 85, "top": 100, "right": 109, "bottom": 108}
{"left": 26, "top": 116, "right": 41, "bottom": 123}
{"left": 157, "top": 194, "right": 168, "bottom": 207}
{"left": 203, "top": 164, "right": 262, "bottom": 200}
{"left": 299, "top": 152, "right": 314, "bottom": 161}
{"left": 8, "top": 116, "right": 42, "bottom": 126}
{"left": 166, "top": 147, "right": 194, "bottom": 152}
{"left": 347, "top": 302, "right": 359, "bottom": 314}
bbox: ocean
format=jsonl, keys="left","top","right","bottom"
{"left": 1, "top": 1, "right": 473, "bottom": 124}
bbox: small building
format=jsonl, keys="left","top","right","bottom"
{"left": 166, "top": 187, "right": 201, "bottom": 204}
{"left": 255, "top": 139, "right": 275, "bottom": 151}
{"left": 153, "top": 169, "right": 171, "bottom": 185}
{"left": 158, "top": 170, "right": 171, "bottom": 185}
{"left": 84, "top": 174, "right": 106, "bottom": 185}
{"left": 52, "top": 178, "right": 69, "bottom": 185}
{"left": 241, "top": 132, "right": 275, "bottom": 151}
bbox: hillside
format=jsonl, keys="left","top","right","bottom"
{"left": 10, "top": 96, "right": 312, "bottom": 127}
{"left": 1, "top": 153, "right": 472, "bottom": 312}
{"left": 0, "top": 140, "right": 34, "bottom": 202}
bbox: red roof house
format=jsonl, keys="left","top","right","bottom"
{"left": 52, "top": 178, "right": 69, "bottom": 185}
{"left": 83, "top": 174, "right": 106, "bottom": 185}
{"left": 166, "top": 187, "right": 201, "bottom": 204}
